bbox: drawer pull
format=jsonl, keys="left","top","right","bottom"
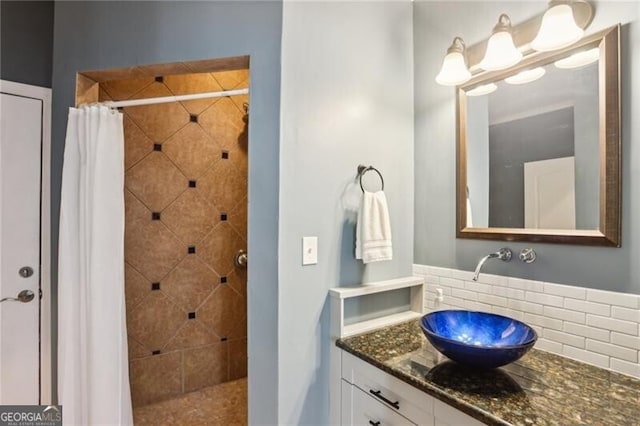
{"left": 369, "top": 389, "right": 400, "bottom": 409}
{"left": 368, "top": 421, "right": 381, "bottom": 426}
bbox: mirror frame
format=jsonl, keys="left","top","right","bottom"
{"left": 456, "top": 25, "right": 621, "bottom": 246}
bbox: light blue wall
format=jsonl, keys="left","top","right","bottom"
{"left": 51, "top": 2, "right": 282, "bottom": 422}
{"left": 414, "top": 1, "right": 640, "bottom": 295}
{"left": 279, "top": 1, "right": 414, "bottom": 423}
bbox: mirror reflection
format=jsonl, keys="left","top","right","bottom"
{"left": 465, "top": 50, "right": 599, "bottom": 230}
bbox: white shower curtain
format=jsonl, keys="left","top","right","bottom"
{"left": 58, "top": 106, "right": 133, "bottom": 425}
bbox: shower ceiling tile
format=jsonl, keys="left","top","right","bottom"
{"left": 125, "top": 83, "right": 191, "bottom": 141}
{"left": 198, "top": 97, "right": 245, "bottom": 155}
{"left": 123, "top": 114, "right": 153, "bottom": 170}
{"left": 137, "top": 62, "right": 190, "bottom": 78}
{"left": 164, "top": 320, "right": 218, "bottom": 352}
{"left": 211, "top": 69, "right": 249, "bottom": 90}
{"left": 128, "top": 336, "right": 150, "bottom": 361}
{"left": 228, "top": 338, "right": 247, "bottom": 381}
{"left": 127, "top": 291, "right": 186, "bottom": 351}
{"left": 197, "top": 285, "right": 246, "bottom": 341}
{"left": 101, "top": 77, "right": 155, "bottom": 101}
{"left": 130, "top": 351, "right": 182, "bottom": 407}
{"left": 126, "top": 152, "right": 188, "bottom": 212}
{"left": 162, "top": 256, "right": 219, "bottom": 312}
{"left": 197, "top": 159, "right": 247, "bottom": 214}
{"left": 162, "top": 189, "right": 220, "bottom": 244}
{"left": 163, "top": 123, "right": 220, "bottom": 179}
{"left": 164, "top": 73, "right": 224, "bottom": 115}
{"left": 228, "top": 196, "right": 247, "bottom": 242}
{"left": 125, "top": 221, "right": 186, "bottom": 283}
{"left": 125, "top": 262, "right": 150, "bottom": 313}
{"left": 98, "top": 87, "right": 112, "bottom": 102}
{"left": 183, "top": 343, "right": 228, "bottom": 392}
{"left": 198, "top": 223, "right": 245, "bottom": 276}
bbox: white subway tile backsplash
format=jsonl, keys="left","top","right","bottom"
{"left": 564, "top": 298, "right": 610, "bottom": 317}
{"left": 587, "top": 289, "right": 639, "bottom": 309}
{"left": 415, "top": 264, "right": 640, "bottom": 378}
{"left": 525, "top": 291, "right": 564, "bottom": 308}
{"left": 543, "top": 329, "right": 585, "bottom": 349}
{"left": 587, "top": 314, "right": 638, "bottom": 336}
{"left": 610, "top": 332, "right": 640, "bottom": 350}
{"left": 563, "top": 346, "right": 610, "bottom": 369}
{"left": 611, "top": 306, "right": 640, "bottom": 323}
{"left": 543, "top": 283, "right": 586, "bottom": 300}
{"left": 563, "top": 322, "right": 610, "bottom": 343}
{"left": 543, "top": 306, "right": 586, "bottom": 324}
{"left": 586, "top": 340, "right": 638, "bottom": 363}
{"left": 610, "top": 358, "right": 640, "bottom": 379}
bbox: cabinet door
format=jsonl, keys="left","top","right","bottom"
{"left": 433, "top": 400, "right": 484, "bottom": 426}
{"left": 343, "top": 379, "right": 418, "bottom": 426}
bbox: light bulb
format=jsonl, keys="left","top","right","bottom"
{"left": 435, "top": 37, "right": 471, "bottom": 86}
{"left": 479, "top": 14, "right": 523, "bottom": 72}
{"left": 531, "top": 3, "right": 584, "bottom": 52}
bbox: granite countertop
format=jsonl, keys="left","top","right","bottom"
{"left": 336, "top": 320, "right": 640, "bottom": 426}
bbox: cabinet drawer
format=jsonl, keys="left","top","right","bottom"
{"left": 342, "top": 352, "right": 434, "bottom": 426}
{"left": 343, "top": 380, "right": 416, "bottom": 426}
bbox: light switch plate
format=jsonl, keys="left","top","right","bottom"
{"left": 302, "top": 236, "right": 318, "bottom": 265}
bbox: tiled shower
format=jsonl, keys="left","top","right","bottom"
{"left": 93, "top": 66, "right": 249, "bottom": 407}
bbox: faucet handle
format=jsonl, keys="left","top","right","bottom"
{"left": 497, "top": 247, "right": 512, "bottom": 261}
{"left": 519, "top": 248, "right": 536, "bottom": 264}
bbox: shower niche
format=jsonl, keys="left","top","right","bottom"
{"left": 76, "top": 56, "right": 249, "bottom": 407}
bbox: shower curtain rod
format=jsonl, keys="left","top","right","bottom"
{"left": 104, "top": 88, "right": 249, "bottom": 108}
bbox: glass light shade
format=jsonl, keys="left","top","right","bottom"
{"left": 505, "top": 67, "right": 546, "bottom": 85}
{"left": 531, "top": 4, "right": 584, "bottom": 52}
{"left": 555, "top": 47, "right": 600, "bottom": 69}
{"left": 479, "top": 31, "right": 523, "bottom": 71}
{"left": 466, "top": 83, "right": 497, "bottom": 97}
{"left": 435, "top": 52, "right": 471, "bottom": 86}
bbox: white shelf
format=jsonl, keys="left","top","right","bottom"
{"left": 342, "top": 311, "right": 423, "bottom": 338}
{"left": 329, "top": 276, "right": 424, "bottom": 300}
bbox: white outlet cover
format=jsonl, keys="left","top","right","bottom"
{"left": 302, "top": 236, "right": 318, "bottom": 265}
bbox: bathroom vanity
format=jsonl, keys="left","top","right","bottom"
{"left": 336, "top": 320, "right": 640, "bottom": 426}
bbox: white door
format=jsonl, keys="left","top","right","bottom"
{"left": 0, "top": 89, "right": 43, "bottom": 404}
{"left": 524, "top": 156, "right": 576, "bottom": 230}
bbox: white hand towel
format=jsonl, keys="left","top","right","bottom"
{"left": 355, "top": 190, "right": 393, "bottom": 263}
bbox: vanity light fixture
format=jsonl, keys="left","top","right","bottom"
{"left": 554, "top": 47, "right": 600, "bottom": 69}
{"left": 531, "top": 1, "right": 584, "bottom": 52}
{"left": 505, "top": 67, "right": 546, "bottom": 85}
{"left": 435, "top": 37, "right": 471, "bottom": 86}
{"left": 479, "top": 14, "right": 522, "bottom": 72}
{"left": 465, "top": 83, "right": 498, "bottom": 97}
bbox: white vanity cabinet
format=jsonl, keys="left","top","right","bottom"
{"left": 340, "top": 351, "right": 483, "bottom": 426}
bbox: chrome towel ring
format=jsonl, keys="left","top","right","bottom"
{"left": 357, "top": 165, "right": 384, "bottom": 192}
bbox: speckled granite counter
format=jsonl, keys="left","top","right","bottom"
{"left": 336, "top": 320, "right": 640, "bottom": 426}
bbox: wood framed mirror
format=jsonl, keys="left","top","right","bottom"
{"left": 457, "top": 25, "right": 621, "bottom": 246}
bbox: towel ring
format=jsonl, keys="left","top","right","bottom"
{"left": 357, "top": 165, "right": 384, "bottom": 192}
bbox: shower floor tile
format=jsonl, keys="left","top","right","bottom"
{"left": 133, "top": 378, "right": 247, "bottom": 425}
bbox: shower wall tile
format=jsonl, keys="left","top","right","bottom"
{"left": 127, "top": 291, "right": 186, "bottom": 351}
{"left": 198, "top": 160, "right": 247, "bottom": 213}
{"left": 163, "top": 123, "right": 221, "bottom": 179}
{"left": 163, "top": 320, "right": 218, "bottom": 352}
{"left": 162, "top": 256, "right": 218, "bottom": 311}
{"left": 123, "top": 114, "right": 153, "bottom": 170}
{"left": 198, "top": 285, "right": 247, "bottom": 341}
{"left": 118, "top": 69, "right": 249, "bottom": 406}
{"left": 198, "top": 223, "right": 245, "bottom": 276}
{"left": 125, "top": 221, "right": 186, "bottom": 283}
{"left": 164, "top": 73, "right": 223, "bottom": 114}
{"left": 125, "top": 83, "right": 191, "bottom": 141}
{"left": 183, "top": 343, "right": 228, "bottom": 392}
{"left": 130, "top": 351, "right": 182, "bottom": 407}
{"left": 228, "top": 338, "right": 248, "bottom": 381}
{"left": 101, "top": 77, "right": 154, "bottom": 100}
{"left": 126, "top": 152, "right": 188, "bottom": 211}
{"left": 162, "top": 190, "right": 219, "bottom": 244}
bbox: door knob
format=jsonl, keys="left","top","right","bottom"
{"left": 0, "top": 289, "right": 35, "bottom": 304}
{"left": 234, "top": 250, "right": 247, "bottom": 268}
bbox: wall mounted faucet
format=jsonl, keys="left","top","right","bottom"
{"left": 519, "top": 248, "right": 537, "bottom": 264}
{"left": 472, "top": 247, "right": 512, "bottom": 281}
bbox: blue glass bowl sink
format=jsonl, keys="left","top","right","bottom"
{"left": 420, "top": 310, "right": 537, "bottom": 368}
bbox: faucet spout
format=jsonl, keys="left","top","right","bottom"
{"left": 472, "top": 248, "right": 512, "bottom": 281}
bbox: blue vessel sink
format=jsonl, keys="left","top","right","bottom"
{"left": 420, "top": 310, "right": 537, "bottom": 368}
